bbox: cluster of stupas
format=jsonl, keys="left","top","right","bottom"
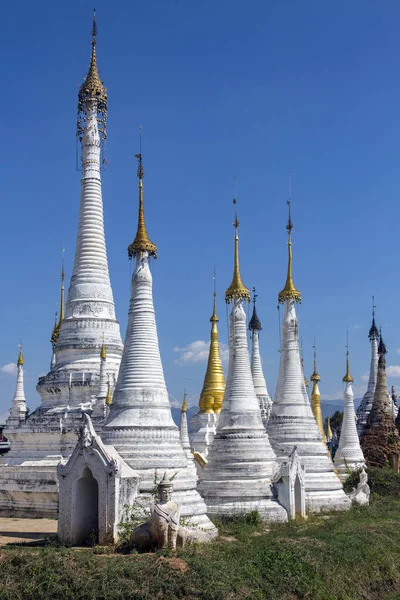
{"left": 1, "top": 13, "right": 399, "bottom": 543}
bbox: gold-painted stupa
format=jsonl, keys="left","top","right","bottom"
{"left": 199, "top": 292, "right": 226, "bottom": 414}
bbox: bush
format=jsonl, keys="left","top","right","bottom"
{"left": 343, "top": 466, "right": 400, "bottom": 497}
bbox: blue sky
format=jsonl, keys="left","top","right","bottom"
{"left": 1, "top": 0, "right": 400, "bottom": 419}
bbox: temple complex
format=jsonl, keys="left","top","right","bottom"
{"left": 101, "top": 152, "right": 216, "bottom": 538}
{"left": 249, "top": 289, "right": 272, "bottom": 426}
{"left": 310, "top": 342, "right": 325, "bottom": 442}
{"left": 334, "top": 348, "right": 365, "bottom": 481}
{"left": 198, "top": 212, "right": 287, "bottom": 522}
{"left": 360, "top": 333, "right": 400, "bottom": 468}
{"left": 356, "top": 303, "right": 379, "bottom": 436}
{"left": 0, "top": 14, "right": 123, "bottom": 517}
{"left": 189, "top": 289, "right": 225, "bottom": 468}
{"left": 267, "top": 202, "right": 350, "bottom": 512}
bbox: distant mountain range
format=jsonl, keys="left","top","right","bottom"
{"left": 171, "top": 400, "right": 361, "bottom": 428}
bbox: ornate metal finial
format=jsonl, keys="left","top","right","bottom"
{"left": 100, "top": 333, "right": 107, "bottom": 359}
{"left": 343, "top": 329, "right": 354, "bottom": 382}
{"left": 50, "top": 245, "right": 66, "bottom": 346}
{"left": 326, "top": 417, "right": 333, "bottom": 441}
{"left": 278, "top": 173, "right": 301, "bottom": 304}
{"left": 249, "top": 287, "right": 262, "bottom": 331}
{"left": 105, "top": 380, "right": 112, "bottom": 406}
{"left": 182, "top": 391, "right": 188, "bottom": 413}
{"left": 378, "top": 328, "right": 387, "bottom": 355}
{"left": 128, "top": 134, "right": 158, "bottom": 259}
{"left": 225, "top": 195, "right": 250, "bottom": 303}
{"left": 369, "top": 296, "right": 379, "bottom": 339}
{"left": 77, "top": 10, "right": 107, "bottom": 142}
{"left": 211, "top": 268, "right": 218, "bottom": 323}
{"left": 310, "top": 335, "right": 320, "bottom": 383}
{"left": 17, "top": 339, "right": 24, "bottom": 366}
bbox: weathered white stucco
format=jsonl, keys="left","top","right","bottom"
{"left": 267, "top": 300, "right": 351, "bottom": 513}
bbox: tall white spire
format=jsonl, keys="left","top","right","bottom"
{"left": 102, "top": 151, "right": 216, "bottom": 538}
{"left": 180, "top": 393, "right": 192, "bottom": 460}
{"left": 36, "top": 13, "right": 122, "bottom": 412}
{"left": 334, "top": 347, "right": 366, "bottom": 481}
{"left": 356, "top": 300, "right": 379, "bottom": 436}
{"left": 249, "top": 288, "right": 272, "bottom": 426}
{"left": 267, "top": 200, "right": 350, "bottom": 512}
{"left": 198, "top": 212, "right": 287, "bottom": 521}
{"left": 7, "top": 346, "right": 27, "bottom": 426}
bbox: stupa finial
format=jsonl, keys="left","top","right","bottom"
{"left": 278, "top": 172, "right": 301, "bottom": 304}
{"left": 249, "top": 287, "right": 262, "bottom": 331}
{"left": 225, "top": 192, "right": 250, "bottom": 303}
{"left": 105, "top": 380, "right": 112, "bottom": 406}
{"left": 50, "top": 245, "right": 66, "bottom": 346}
{"left": 128, "top": 130, "right": 157, "bottom": 259}
{"left": 17, "top": 340, "right": 24, "bottom": 366}
{"left": 77, "top": 9, "right": 107, "bottom": 141}
{"left": 343, "top": 330, "right": 354, "bottom": 383}
{"left": 182, "top": 391, "right": 188, "bottom": 413}
{"left": 310, "top": 336, "right": 320, "bottom": 383}
{"left": 369, "top": 296, "right": 379, "bottom": 339}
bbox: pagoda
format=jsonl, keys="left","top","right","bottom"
{"left": 267, "top": 201, "right": 350, "bottom": 512}
{"left": 101, "top": 152, "right": 216, "bottom": 538}
{"left": 249, "top": 288, "right": 272, "bottom": 426}
{"left": 6, "top": 346, "right": 27, "bottom": 428}
{"left": 0, "top": 13, "right": 122, "bottom": 517}
{"left": 189, "top": 288, "right": 225, "bottom": 468}
{"left": 360, "top": 332, "right": 400, "bottom": 467}
{"left": 356, "top": 302, "right": 379, "bottom": 436}
{"left": 310, "top": 341, "right": 325, "bottom": 442}
{"left": 334, "top": 347, "right": 365, "bottom": 481}
{"left": 198, "top": 211, "right": 287, "bottom": 522}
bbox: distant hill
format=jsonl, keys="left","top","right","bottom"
{"left": 171, "top": 400, "right": 362, "bottom": 428}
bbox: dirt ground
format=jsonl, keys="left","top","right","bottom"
{"left": 0, "top": 518, "right": 57, "bottom": 545}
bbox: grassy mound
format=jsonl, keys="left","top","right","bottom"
{"left": 0, "top": 485, "right": 399, "bottom": 599}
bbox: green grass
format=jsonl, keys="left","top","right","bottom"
{"left": 0, "top": 470, "right": 399, "bottom": 600}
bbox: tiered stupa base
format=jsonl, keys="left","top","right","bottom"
{"left": 268, "top": 416, "right": 351, "bottom": 512}
{"left": 198, "top": 432, "right": 288, "bottom": 522}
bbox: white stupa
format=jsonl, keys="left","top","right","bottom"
{"left": 249, "top": 289, "right": 272, "bottom": 426}
{"left": 198, "top": 213, "right": 287, "bottom": 522}
{"left": 267, "top": 202, "right": 350, "bottom": 513}
{"left": 101, "top": 152, "right": 216, "bottom": 538}
{"left": 0, "top": 14, "right": 122, "bottom": 517}
{"left": 6, "top": 347, "right": 27, "bottom": 428}
{"left": 334, "top": 348, "right": 366, "bottom": 481}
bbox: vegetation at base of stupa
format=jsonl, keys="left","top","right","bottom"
{"left": 0, "top": 469, "right": 400, "bottom": 600}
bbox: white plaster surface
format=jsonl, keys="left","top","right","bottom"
{"left": 102, "top": 252, "right": 217, "bottom": 539}
{"left": 267, "top": 300, "right": 351, "bottom": 513}
{"left": 250, "top": 330, "right": 272, "bottom": 426}
{"left": 334, "top": 381, "right": 366, "bottom": 481}
{"left": 0, "top": 93, "right": 122, "bottom": 517}
{"left": 198, "top": 299, "right": 287, "bottom": 522}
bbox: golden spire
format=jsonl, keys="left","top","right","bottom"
{"left": 128, "top": 141, "right": 157, "bottom": 259}
{"left": 77, "top": 10, "right": 107, "bottom": 141}
{"left": 278, "top": 178, "right": 301, "bottom": 304}
{"left": 50, "top": 246, "right": 66, "bottom": 347}
{"left": 225, "top": 208, "right": 250, "bottom": 303}
{"left": 105, "top": 381, "right": 113, "bottom": 406}
{"left": 310, "top": 338, "right": 325, "bottom": 441}
{"left": 326, "top": 417, "right": 333, "bottom": 441}
{"left": 200, "top": 277, "right": 226, "bottom": 413}
{"left": 100, "top": 334, "right": 107, "bottom": 360}
{"left": 343, "top": 329, "right": 354, "bottom": 383}
{"left": 182, "top": 391, "right": 188, "bottom": 413}
{"left": 17, "top": 340, "right": 24, "bottom": 366}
